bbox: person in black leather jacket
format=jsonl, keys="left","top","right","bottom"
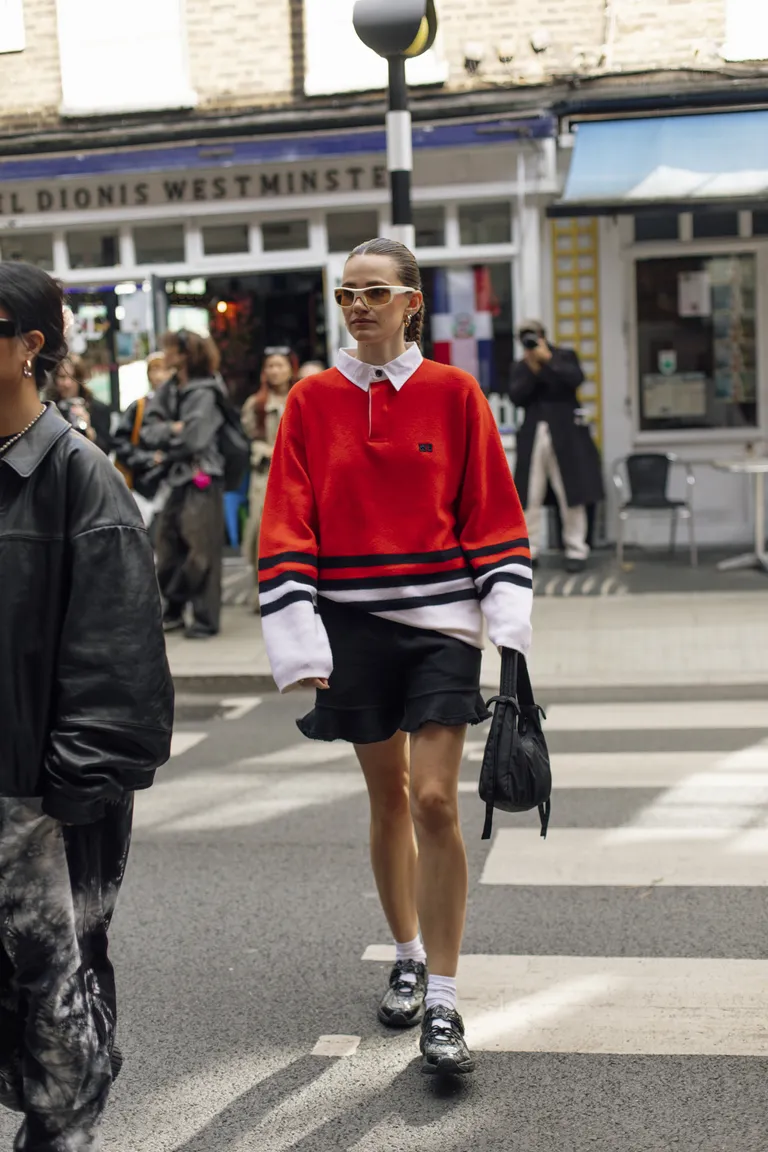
{"left": 0, "top": 263, "right": 174, "bottom": 1152}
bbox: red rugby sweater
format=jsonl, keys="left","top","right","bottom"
{"left": 258, "top": 357, "right": 532, "bottom": 692}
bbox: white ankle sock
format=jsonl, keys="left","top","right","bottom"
{"left": 395, "top": 934, "right": 426, "bottom": 964}
{"left": 394, "top": 935, "right": 426, "bottom": 982}
{"left": 425, "top": 974, "right": 457, "bottom": 1014}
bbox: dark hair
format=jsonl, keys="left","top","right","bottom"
{"left": 44, "top": 354, "right": 94, "bottom": 405}
{"left": 348, "top": 237, "right": 425, "bottom": 346}
{"left": 164, "top": 328, "right": 221, "bottom": 378}
{"left": 0, "top": 262, "right": 68, "bottom": 387}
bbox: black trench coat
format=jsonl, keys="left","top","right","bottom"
{"left": 508, "top": 346, "right": 604, "bottom": 510}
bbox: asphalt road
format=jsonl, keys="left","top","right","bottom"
{"left": 3, "top": 687, "right": 768, "bottom": 1152}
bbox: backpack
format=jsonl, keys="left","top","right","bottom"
{"left": 478, "top": 649, "right": 552, "bottom": 841}
{"left": 114, "top": 395, "right": 146, "bottom": 491}
{"left": 207, "top": 380, "right": 250, "bottom": 492}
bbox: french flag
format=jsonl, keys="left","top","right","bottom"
{"left": 431, "top": 267, "right": 495, "bottom": 392}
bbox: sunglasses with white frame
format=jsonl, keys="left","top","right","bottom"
{"left": 334, "top": 285, "right": 416, "bottom": 309}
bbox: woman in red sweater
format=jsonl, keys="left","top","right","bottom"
{"left": 258, "top": 238, "right": 532, "bottom": 1077}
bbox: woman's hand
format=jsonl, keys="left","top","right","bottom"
{"left": 300, "top": 678, "right": 329, "bottom": 690}
{"left": 171, "top": 421, "right": 184, "bottom": 435}
{"left": 153, "top": 451, "right": 166, "bottom": 466}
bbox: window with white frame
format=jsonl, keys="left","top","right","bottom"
{"left": 0, "top": 0, "right": 24, "bottom": 53}
{"left": 303, "top": 0, "right": 448, "bottom": 96}
{"left": 722, "top": 0, "right": 768, "bottom": 61}
{"left": 56, "top": 0, "right": 197, "bottom": 115}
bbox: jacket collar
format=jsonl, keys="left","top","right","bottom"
{"left": 336, "top": 343, "right": 423, "bottom": 392}
{"left": 1, "top": 404, "right": 72, "bottom": 477}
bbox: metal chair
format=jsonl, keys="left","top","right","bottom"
{"left": 612, "top": 453, "right": 697, "bottom": 567}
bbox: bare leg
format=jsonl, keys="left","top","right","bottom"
{"left": 409, "top": 723, "right": 468, "bottom": 977}
{"left": 355, "top": 732, "right": 419, "bottom": 944}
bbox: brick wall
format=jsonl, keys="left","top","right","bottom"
{"left": 185, "top": 0, "right": 294, "bottom": 109}
{"left": 0, "top": 0, "right": 61, "bottom": 126}
{"left": 0, "top": 0, "right": 741, "bottom": 129}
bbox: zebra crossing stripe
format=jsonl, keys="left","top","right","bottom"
{"left": 361, "top": 949, "right": 768, "bottom": 1055}
{"left": 170, "top": 731, "right": 208, "bottom": 757}
{"left": 542, "top": 700, "right": 768, "bottom": 731}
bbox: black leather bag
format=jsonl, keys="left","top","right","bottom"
{"left": 478, "top": 649, "right": 552, "bottom": 840}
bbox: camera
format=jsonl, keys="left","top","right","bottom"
{"left": 521, "top": 332, "right": 540, "bottom": 350}
{"left": 58, "top": 398, "right": 89, "bottom": 435}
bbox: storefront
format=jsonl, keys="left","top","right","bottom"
{"left": 0, "top": 116, "right": 557, "bottom": 412}
{"left": 551, "top": 109, "right": 768, "bottom": 548}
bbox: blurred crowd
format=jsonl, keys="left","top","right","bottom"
{"left": 48, "top": 339, "right": 324, "bottom": 638}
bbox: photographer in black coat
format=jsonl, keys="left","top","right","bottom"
{"left": 508, "top": 320, "right": 604, "bottom": 573}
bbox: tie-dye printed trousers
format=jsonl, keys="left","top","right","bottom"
{"left": 0, "top": 795, "right": 133, "bottom": 1152}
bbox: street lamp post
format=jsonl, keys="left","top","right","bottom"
{"left": 353, "top": 0, "right": 438, "bottom": 251}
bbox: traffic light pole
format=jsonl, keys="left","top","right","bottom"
{"left": 386, "top": 55, "right": 415, "bottom": 250}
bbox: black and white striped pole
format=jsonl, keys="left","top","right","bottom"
{"left": 353, "top": 1, "right": 439, "bottom": 251}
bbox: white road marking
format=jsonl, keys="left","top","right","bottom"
{"left": 312, "top": 1035, "right": 361, "bottom": 1057}
{"left": 134, "top": 770, "right": 365, "bottom": 832}
{"left": 361, "top": 950, "right": 768, "bottom": 1055}
{"left": 170, "top": 731, "right": 208, "bottom": 757}
{"left": 221, "top": 696, "right": 262, "bottom": 721}
{"left": 561, "top": 576, "right": 578, "bottom": 596}
{"left": 543, "top": 700, "right": 768, "bottom": 732}
{"left": 241, "top": 742, "right": 355, "bottom": 767}
{"left": 581, "top": 576, "right": 596, "bottom": 594}
{"left": 465, "top": 747, "right": 768, "bottom": 786}
{"left": 480, "top": 826, "right": 768, "bottom": 887}
{"left": 600, "top": 575, "right": 616, "bottom": 595}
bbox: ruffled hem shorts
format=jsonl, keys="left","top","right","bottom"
{"left": 298, "top": 599, "right": 490, "bottom": 745}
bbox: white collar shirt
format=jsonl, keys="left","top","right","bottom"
{"left": 336, "top": 343, "right": 424, "bottom": 392}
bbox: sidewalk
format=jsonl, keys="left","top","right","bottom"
{"left": 167, "top": 591, "right": 768, "bottom": 693}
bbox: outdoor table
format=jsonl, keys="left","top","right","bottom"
{"left": 711, "top": 459, "right": 768, "bottom": 573}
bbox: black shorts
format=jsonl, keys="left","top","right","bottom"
{"left": 297, "top": 599, "right": 490, "bottom": 745}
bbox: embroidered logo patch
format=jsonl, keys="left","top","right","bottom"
{"left": 418, "top": 443, "right": 433, "bottom": 453}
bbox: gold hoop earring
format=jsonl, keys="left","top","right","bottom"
{"left": 22, "top": 359, "right": 33, "bottom": 379}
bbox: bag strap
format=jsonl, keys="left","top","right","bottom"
{"left": 500, "top": 648, "right": 518, "bottom": 697}
{"left": 482, "top": 801, "right": 494, "bottom": 841}
{"left": 130, "top": 396, "right": 145, "bottom": 446}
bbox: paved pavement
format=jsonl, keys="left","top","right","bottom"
{"left": 168, "top": 588, "right": 768, "bottom": 692}
{"left": 4, "top": 685, "right": 767, "bottom": 1150}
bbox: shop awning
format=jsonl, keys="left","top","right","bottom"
{"left": 548, "top": 110, "right": 768, "bottom": 216}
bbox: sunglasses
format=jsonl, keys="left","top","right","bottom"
{"left": 334, "top": 285, "right": 414, "bottom": 309}
{"left": 0, "top": 319, "right": 17, "bottom": 339}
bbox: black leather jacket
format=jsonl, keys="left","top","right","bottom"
{"left": 0, "top": 405, "right": 174, "bottom": 823}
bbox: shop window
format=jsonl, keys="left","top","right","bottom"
{"left": 67, "top": 231, "right": 119, "bottom": 270}
{"left": 327, "top": 211, "right": 378, "bottom": 253}
{"left": 414, "top": 206, "right": 446, "bottom": 248}
{"left": 0, "top": 232, "right": 53, "bottom": 270}
{"left": 203, "top": 224, "right": 250, "bottom": 256}
{"left": 751, "top": 210, "right": 768, "bottom": 235}
{"left": 692, "top": 211, "right": 739, "bottom": 239}
{"left": 634, "top": 213, "right": 679, "bottom": 242}
{"left": 262, "top": 219, "right": 310, "bottom": 253}
{"left": 134, "top": 225, "right": 185, "bottom": 265}
{"left": 635, "top": 254, "right": 757, "bottom": 432}
{"left": 421, "top": 263, "right": 513, "bottom": 396}
{"left": 459, "top": 202, "right": 512, "bottom": 246}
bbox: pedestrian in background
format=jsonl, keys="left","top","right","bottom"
{"left": 114, "top": 351, "right": 172, "bottom": 527}
{"left": 258, "top": 238, "right": 533, "bottom": 1077}
{"left": 508, "top": 319, "right": 603, "bottom": 573}
{"left": 296, "top": 359, "right": 325, "bottom": 380}
{"left": 0, "top": 262, "right": 173, "bottom": 1152}
{"left": 142, "top": 329, "right": 226, "bottom": 638}
{"left": 241, "top": 347, "right": 295, "bottom": 612}
{"left": 45, "top": 354, "right": 113, "bottom": 454}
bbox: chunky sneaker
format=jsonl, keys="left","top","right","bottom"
{"left": 420, "top": 1006, "right": 475, "bottom": 1075}
{"left": 377, "top": 959, "right": 427, "bottom": 1029}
